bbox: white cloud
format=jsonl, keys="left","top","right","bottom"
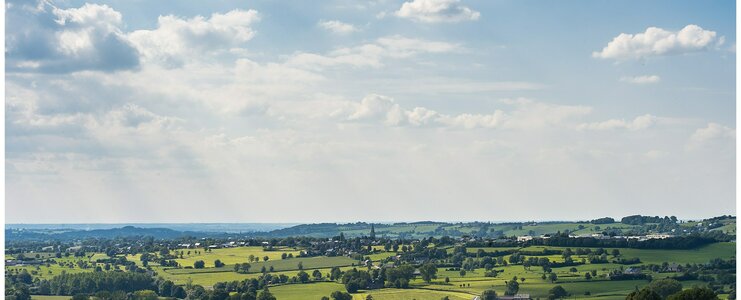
{"left": 688, "top": 123, "right": 735, "bottom": 149}
{"left": 620, "top": 75, "right": 661, "bottom": 84}
{"left": 286, "top": 35, "right": 460, "bottom": 69}
{"left": 348, "top": 94, "right": 406, "bottom": 125}
{"left": 344, "top": 95, "right": 591, "bottom": 130}
{"left": 395, "top": 0, "right": 480, "bottom": 23}
{"left": 593, "top": 24, "right": 723, "bottom": 60}
{"left": 577, "top": 114, "right": 657, "bottom": 131}
{"left": 127, "top": 9, "right": 260, "bottom": 67}
{"left": 317, "top": 20, "right": 358, "bottom": 35}
{"left": 6, "top": 1, "right": 140, "bottom": 72}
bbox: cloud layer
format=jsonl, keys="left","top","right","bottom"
{"left": 5, "top": 0, "right": 735, "bottom": 222}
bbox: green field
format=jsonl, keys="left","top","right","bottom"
{"left": 158, "top": 256, "right": 358, "bottom": 286}
{"left": 15, "top": 241, "right": 737, "bottom": 299}
{"left": 171, "top": 246, "right": 301, "bottom": 268}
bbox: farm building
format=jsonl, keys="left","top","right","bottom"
{"left": 516, "top": 236, "right": 533, "bottom": 242}
{"left": 498, "top": 294, "right": 532, "bottom": 300}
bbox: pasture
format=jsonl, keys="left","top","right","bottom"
{"left": 170, "top": 246, "right": 302, "bottom": 268}
{"left": 15, "top": 241, "right": 736, "bottom": 299}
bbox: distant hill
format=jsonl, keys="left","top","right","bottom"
{"left": 6, "top": 226, "right": 217, "bottom": 241}
{"left": 6, "top": 215, "right": 735, "bottom": 241}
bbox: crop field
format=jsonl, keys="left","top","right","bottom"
{"left": 170, "top": 246, "right": 302, "bottom": 268}
{"left": 30, "top": 296, "right": 70, "bottom": 300}
{"left": 164, "top": 256, "right": 356, "bottom": 275}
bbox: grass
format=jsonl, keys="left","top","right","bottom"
{"left": 18, "top": 241, "right": 737, "bottom": 299}
{"left": 171, "top": 246, "right": 301, "bottom": 268}
{"left": 268, "top": 282, "right": 348, "bottom": 299}
{"left": 522, "top": 242, "right": 735, "bottom": 264}
{"left": 165, "top": 256, "right": 356, "bottom": 275}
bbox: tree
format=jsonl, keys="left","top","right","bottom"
{"left": 584, "top": 272, "right": 592, "bottom": 280}
{"left": 172, "top": 286, "right": 187, "bottom": 299}
{"left": 626, "top": 288, "right": 661, "bottom": 300}
{"left": 612, "top": 249, "right": 621, "bottom": 257}
{"left": 647, "top": 278, "right": 683, "bottom": 298}
{"left": 263, "top": 256, "right": 269, "bottom": 262}
{"left": 549, "top": 272, "right": 558, "bottom": 283}
{"left": 548, "top": 285, "right": 569, "bottom": 300}
{"left": 330, "top": 291, "right": 353, "bottom": 300}
{"left": 330, "top": 267, "right": 343, "bottom": 281}
{"left": 297, "top": 270, "right": 310, "bottom": 283}
{"left": 132, "top": 290, "right": 158, "bottom": 300}
{"left": 257, "top": 288, "right": 276, "bottom": 300}
{"left": 313, "top": 269, "right": 323, "bottom": 280}
{"left": 194, "top": 260, "right": 205, "bottom": 269}
{"left": 345, "top": 280, "right": 360, "bottom": 293}
{"left": 666, "top": 287, "right": 718, "bottom": 300}
{"left": 158, "top": 280, "right": 174, "bottom": 297}
{"left": 8, "top": 284, "right": 32, "bottom": 300}
{"left": 444, "top": 277, "right": 450, "bottom": 283}
{"left": 214, "top": 259, "right": 225, "bottom": 268}
{"left": 419, "top": 263, "right": 438, "bottom": 283}
{"left": 459, "top": 269, "right": 466, "bottom": 277}
{"left": 481, "top": 289, "right": 497, "bottom": 300}
{"left": 505, "top": 278, "right": 520, "bottom": 296}
{"left": 298, "top": 261, "right": 304, "bottom": 270}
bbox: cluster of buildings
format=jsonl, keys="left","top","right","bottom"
{"left": 516, "top": 233, "right": 674, "bottom": 242}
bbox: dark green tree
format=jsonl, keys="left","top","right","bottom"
{"left": 647, "top": 279, "right": 683, "bottom": 299}
{"left": 481, "top": 289, "right": 497, "bottom": 300}
{"left": 666, "top": 287, "right": 718, "bottom": 300}
{"left": 419, "top": 263, "right": 438, "bottom": 283}
{"left": 505, "top": 277, "right": 520, "bottom": 296}
{"left": 548, "top": 285, "right": 569, "bottom": 300}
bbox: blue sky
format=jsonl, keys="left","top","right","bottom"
{"left": 5, "top": 0, "right": 736, "bottom": 223}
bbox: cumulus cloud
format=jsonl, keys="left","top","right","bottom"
{"left": 395, "top": 0, "right": 480, "bottom": 23}
{"left": 577, "top": 114, "right": 657, "bottom": 131}
{"left": 286, "top": 35, "right": 460, "bottom": 69}
{"left": 620, "top": 75, "right": 661, "bottom": 84}
{"left": 345, "top": 95, "right": 591, "bottom": 130}
{"left": 688, "top": 123, "right": 735, "bottom": 149}
{"left": 347, "top": 94, "right": 406, "bottom": 125}
{"left": 6, "top": 1, "right": 140, "bottom": 73}
{"left": 127, "top": 9, "right": 260, "bottom": 67}
{"left": 317, "top": 20, "right": 358, "bottom": 35}
{"left": 593, "top": 24, "right": 724, "bottom": 60}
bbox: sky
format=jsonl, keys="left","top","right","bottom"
{"left": 5, "top": 0, "right": 736, "bottom": 223}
